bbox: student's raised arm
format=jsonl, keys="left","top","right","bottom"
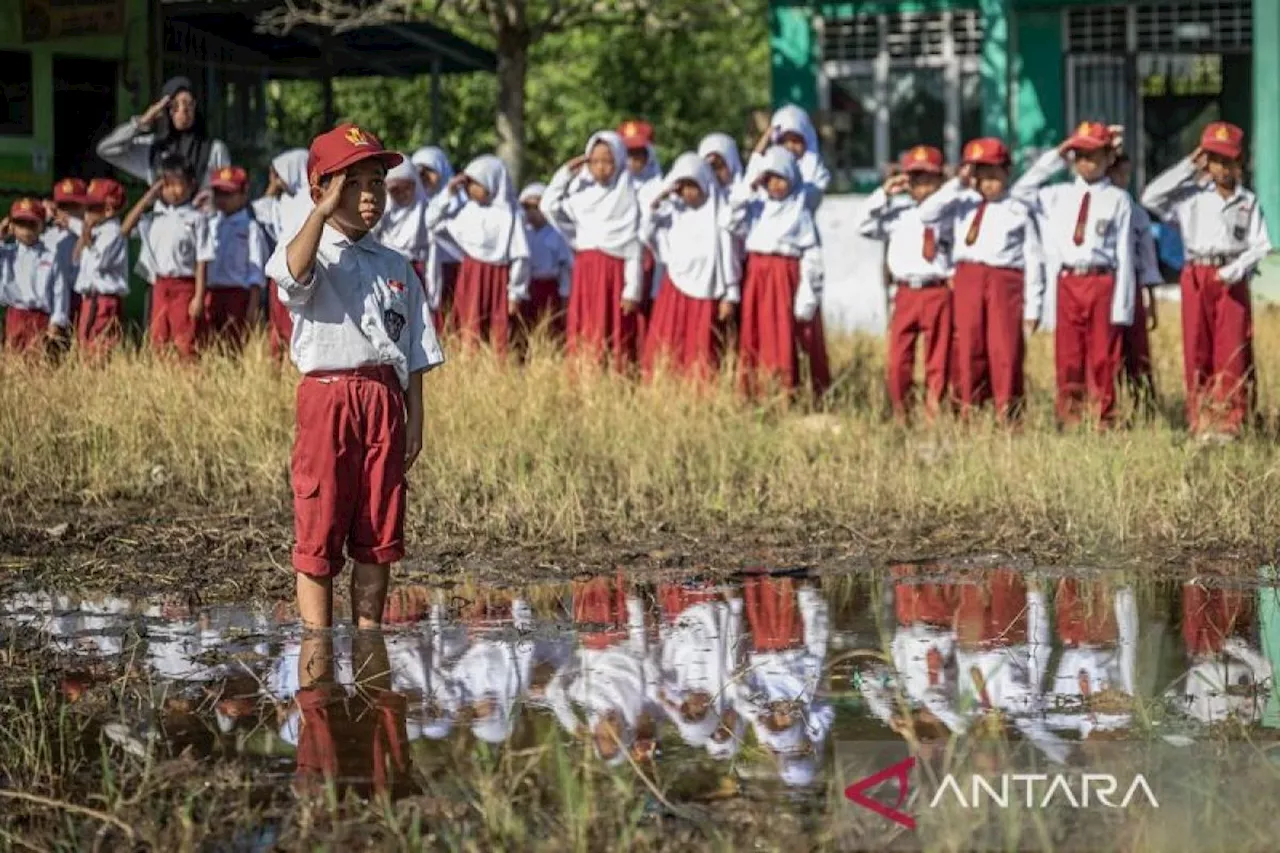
{"left": 424, "top": 177, "right": 466, "bottom": 232}
{"left": 916, "top": 175, "right": 968, "bottom": 226}
{"left": 95, "top": 118, "right": 157, "bottom": 183}
{"left": 540, "top": 157, "right": 584, "bottom": 236}
{"left": 1140, "top": 152, "right": 1202, "bottom": 222}
{"left": 1011, "top": 147, "right": 1069, "bottom": 206}
{"left": 269, "top": 174, "right": 343, "bottom": 303}
{"left": 856, "top": 176, "right": 907, "bottom": 240}
{"left": 120, "top": 180, "right": 163, "bottom": 237}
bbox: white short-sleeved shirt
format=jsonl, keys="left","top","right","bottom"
{"left": 0, "top": 239, "right": 69, "bottom": 326}
{"left": 266, "top": 223, "right": 445, "bottom": 388}
{"left": 137, "top": 202, "right": 215, "bottom": 282}
{"left": 72, "top": 218, "right": 130, "bottom": 297}
{"left": 856, "top": 188, "right": 954, "bottom": 283}
{"left": 209, "top": 208, "right": 270, "bottom": 289}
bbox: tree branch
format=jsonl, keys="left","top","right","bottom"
{"left": 256, "top": 0, "right": 415, "bottom": 35}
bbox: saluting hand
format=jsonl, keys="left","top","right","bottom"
{"left": 958, "top": 163, "right": 974, "bottom": 188}
{"left": 883, "top": 173, "right": 910, "bottom": 195}
{"left": 1192, "top": 146, "right": 1208, "bottom": 172}
{"left": 313, "top": 172, "right": 347, "bottom": 218}
{"left": 566, "top": 155, "right": 588, "bottom": 174}
{"left": 447, "top": 173, "right": 469, "bottom": 194}
{"left": 139, "top": 95, "right": 172, "bottom": 129}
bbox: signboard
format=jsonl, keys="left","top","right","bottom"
{"left": 21, "top": 0, "right": 125, "bottom": 42}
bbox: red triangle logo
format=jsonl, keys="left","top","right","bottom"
{"left": 844, "top": 755, "right": 916, "bottom": 830}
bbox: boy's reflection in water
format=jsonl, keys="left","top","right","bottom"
{"left": 293, "top": 630, "right": 417, "bottom": 800}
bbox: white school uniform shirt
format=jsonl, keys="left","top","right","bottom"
{"left": 70, "top": 218, "right": 129, "bottom": 296}
{"left": 424, "top": 187, "right": 531, "bottom": 303}
{"left": 0, "top": 238, "right": 71, "bottom": 327}
{"left": 452, "top": 601, "right": 536, "bottom": 744}
{"left": 1043, "top": 587, "right": 1138, "bottom": 737}
{"left": 526, "top": 223, "right": 574, "bottom": 298}
{"left": 209, "top": 208, "right": 269, "bottom": 289}
{"left": 916, "top": 178, "right": 1048, "bottom": 322}
{"left": 1140, "top": 156, "right": 1272, "bottom": 284}
{"left": 43, "top": 223, "right": 79, "bottom": 286}
{"left": 1013, "top": 150, "right": 1136, "bottom": 326}
{"left": 726, "top": 152, "right": 824, "bottom": 321}
{"left": 856, "top": 188, "right": 955, "bottom": 285}
{"left": 136, "top": 201, "right": 215, "bottom": 283}
{"left": 265, "top": 224, "right": 445, "bottom": 389}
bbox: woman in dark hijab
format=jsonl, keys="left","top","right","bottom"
{"left": 97, "top": 76, "right": 230, "bottom": 187}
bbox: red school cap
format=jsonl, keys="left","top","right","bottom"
{"left": 1199, "top": 122, "right": 1244, "bottom": 160}
{"left": 900, "top": 145, "right": 944, "bottom": 174}
{"left": 52, "top": 177, "right": 88, "bottom": 204}
{"left": 1064, "top": 121, "right": 1115, "bottom": 153}
{"left": 618, "top": 119, "right": 654, "bottom": 150}
{"left": 83, "top": 178, "right": 125, "bottom": 209}
{"left": 209, "top": 165, "right": 249, "bottom": 192}
{"left": 306, "top": 123, "right": 403, "bottom": 184}
{"left": 962, "top": 137, "right": 1011, "bottom": 167}
{"left": 8, "top": 197, "right": 44, "bottom": 225}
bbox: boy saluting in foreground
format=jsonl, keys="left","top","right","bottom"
{"left": 265, "top": 124, "right": 445, "bottom": 630}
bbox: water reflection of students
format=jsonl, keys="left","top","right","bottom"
{"left": 451, "top": 591, "right": 537, "bottom": 745}
{"left": 953, "top": 570, "right": 1064, "bottom": 760}
{"left": 732, "top": 574, "right": 832, "bottom": 787}
{"left": 546, "top": 572, "right": 658, "bottom": 766}
{"left": 1168, "top": 582, "right": 1270, "bottom": 725}
{"left": 381, "top": 585, "right": 462, "bottom": 741}
{"left": 860, "top": 566, "right": 964, "bottom": 738}
{"left": 651, "top": 580, "right": 744, "bottom": 754}
{"left": 293, "top": 630, "right": 415, "bottom": 799}
{"left": 1044, "top": 579, "right": 1138, "bottom": 738}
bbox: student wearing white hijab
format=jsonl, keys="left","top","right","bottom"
{"left": 425, "top": 154, "right": 530, "bottom": 356}
{"left": 518, "top": 182, "right": 573, "bottom": 341}
{"left": 726, "top": 147, "right": 824, "bottom": 398}
{"left": 698, "top": 133, "right": 745, "bottom": 191}
{"left": 412, "top": 146, "right": 462, "bottom": 330}
{"left": 373, "top": 157, "right": 430, "bottom": 271}
{"left": 262, "top": 148, "right": 310, "bottom": 360}
{"left": 640, "top": 153, "right": 741, "bottom": 381}
{"left": 541, "top": 130, "right": 645, "bottom": 371}
{"left": 749, "top": 104, "right": 832, "bottom": 213}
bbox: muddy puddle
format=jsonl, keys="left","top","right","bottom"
{"left": 3, "top": 564, "right": 1280, "bottom": 850}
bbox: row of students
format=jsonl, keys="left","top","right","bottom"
{"left": 861, "top": 120, "right": 1269, "bottom": 436}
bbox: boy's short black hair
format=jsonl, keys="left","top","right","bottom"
{"left": 1112, "top": 151, "right": 1131, "bottom": 166}
{"left": 158, "top": 152, "right": 196, "bottom": 182}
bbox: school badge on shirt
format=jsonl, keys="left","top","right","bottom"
{"left": 384, "top": 308, "right": 406, "bottom": 342}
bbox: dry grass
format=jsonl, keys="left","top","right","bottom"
{"left": 3, "top": 304, "right": 1280, "bottom": 563}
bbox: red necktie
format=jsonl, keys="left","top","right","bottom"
{"left": 922, "top": 226, "right": 937, "bottom": 262}
{"left": 926, "top": 647, "right": 942, "bottom": 687}
{"left": 1072, "top": 192, "right": 1091, "bottom": 246}
{"left": 965, "top": 200, "right": 987, "bottom": 246}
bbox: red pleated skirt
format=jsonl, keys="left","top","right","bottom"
{"left": 737, "top": 253, "right": 801, "bottom": 396}
{"left": 566, "top": 248, "right": 637, "bottom": 371}
{"left": 641, "top": 276, "right": 723, "bottom": 382}
{"left": 450, "top": 256, "right": 511, "bottom": 355}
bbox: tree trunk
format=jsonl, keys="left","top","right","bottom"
{"left": 495, "top": 31, "right": 529, "bottom": 187}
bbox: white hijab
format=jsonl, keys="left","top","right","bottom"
{"left": 563, "top": 131, "right": 640, "bottom": 257}
{"left": 518, "top": 182, "right": 546, "bottom": 205}
{"left": 770, "top": 105, "right": 827, "bottom": 188}
{"left": 631, "top": 143, "right": 663, "bottom": 185}
{"left": 272, "top": 148, "right": 313, "bottom": 247}
{"left": 697, "top": 133, "right": 744, "bottom": 186}
{"left": 654, "top": 152, "right": 739, "bottom": 300}
{"left": 411, "top": 146, "right": 454, "bottom": 198}
{"left": 445, "top": 154, "right": 529, "bottom": 265}
{"left": 744, "top": 148, "right": 821, "bottom": 255}
{"left": 377, "top": 156, "right": 429, "bottom": 260}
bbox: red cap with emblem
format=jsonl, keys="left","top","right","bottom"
{"left": 618, "top": 119, "right": 654, "bottom": 150}
{"left": 306, "top": 123, "right": 404, "bottom": 184}
{"left": 209, "top": 165, "right": 249, "bottom": 193}
{"left": 8, "top": 198, "right": 44, "bottom": 225}
{"left": 899, "top": 145, "right": 944, "bottom": 174}
{"left": 1199, "top": 122, "right": 1244, "bottom": 160}
{"left": 962, "top": 137, "right": 1011, "bottom": 167}
{"left": 83, "top": 178, "right": 126, "bottom": 210}
{"left": 52, "top": 178, "right": 88, "bottom": 204}
{"left": 1064, "top": 121, "right": 1116, "bottom": 153}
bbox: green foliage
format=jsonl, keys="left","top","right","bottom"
{"left": 266, "top": 3, "right": 769, "bottom": 184}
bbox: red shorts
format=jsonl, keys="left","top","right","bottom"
{"left": 291, "top": 365, "right": 407, "bottom": 576}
